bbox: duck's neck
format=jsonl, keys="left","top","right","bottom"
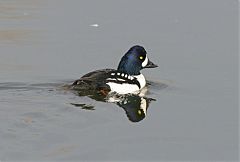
{"left": 117, "top": 61, "right": 141, "bottom": 75}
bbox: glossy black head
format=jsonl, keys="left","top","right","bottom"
{"left": 117, "top": 45, "right": 158, "bottom": 75}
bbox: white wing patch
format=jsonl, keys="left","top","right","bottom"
{"left": 117, "top": 78, "right": 126, "bottom": 81}
{"left": 106, "top": 78, "right": 117, "bottom": 81}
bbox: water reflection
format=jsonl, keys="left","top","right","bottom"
{"left": 114, "top": 94, "right": 155, "bottom": 122}
{"left": 70, "top": 87, "right": 156, "bottom": 123}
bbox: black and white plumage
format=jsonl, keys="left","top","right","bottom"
{"left": 70, "top": 45, "right": 158, "bottom": 94}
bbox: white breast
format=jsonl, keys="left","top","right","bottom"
{"left": 106, "top": 73, "right": 146, "bottom": 94}
{"left": 133, "top": 74, "right": 146, "bottom": 89}
{"left": 107, "top": 82, "right": 141, "bottom": 94}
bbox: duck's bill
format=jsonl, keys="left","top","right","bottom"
{"left": 145, "top": 60, "right": 158, "bottom": 68}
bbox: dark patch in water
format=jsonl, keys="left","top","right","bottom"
{"left": 70, "top": 103, "right": 95, "bottom": 110}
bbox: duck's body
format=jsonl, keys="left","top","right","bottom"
{"left": 71, "top": 45, "right": 157, "bottom": 95}
{"left": 72, "top": 69, "right": 146, "bottom": 94}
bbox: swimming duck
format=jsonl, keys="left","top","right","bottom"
{"left": 71, "top": 45, "right": 158, "bottom": 95}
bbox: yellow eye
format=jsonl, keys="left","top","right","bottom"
{"left": 138, "top": 110, "right": 142, "bottom": 115}
{"left": 139, "top": 56, "right": 143, "bottom": 60}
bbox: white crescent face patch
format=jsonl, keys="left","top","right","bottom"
{"left": 142, "top": 56, "right": 148, "bottom": 67}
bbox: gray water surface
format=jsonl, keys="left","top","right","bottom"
{"left": 0, "top": 0, "right": 238, "bottom": 161}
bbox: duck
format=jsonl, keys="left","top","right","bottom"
{"left": 70, "top": 45, "right": 158, "bottom": 95}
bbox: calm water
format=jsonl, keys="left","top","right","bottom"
{"left": 0, "top": 0, "right": 238, "bottom": 161}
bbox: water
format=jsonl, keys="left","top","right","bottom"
{"left": 0, "top": 0, "right": 238, "bottom": 161}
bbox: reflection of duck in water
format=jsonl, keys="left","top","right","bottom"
{"left": 117, "top": 95, "right": 148, "bottom": 122}
{"left": 70, "top": 45, "right": 157, "bottom": 95}
{"left": 112, "top": 93, "right": 155, "bottom": 122}
{"left": 71, "top": 87, "right": 156, "bottom": 122}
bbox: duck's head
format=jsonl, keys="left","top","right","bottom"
{"left": 117, "top": 45, "right": 158, "bottom": 75}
